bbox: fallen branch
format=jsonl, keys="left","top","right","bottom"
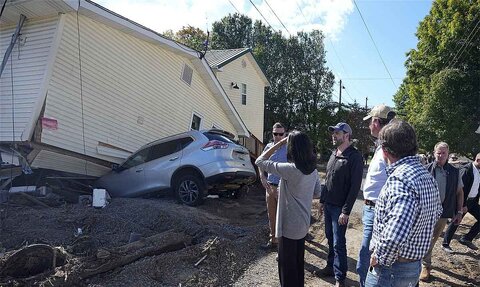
{"left": 17, "top": 193, "right": 50, "bottom": 208}
{"left": 75, "top": 229, "right": 191, "bottom": 280}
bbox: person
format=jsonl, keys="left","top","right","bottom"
{"left": 419, "top": 142, "right": 464, "bottom": 281}
{"left": 443, "top": 152, "right": 480, "bottom": 252}
{"left": 258, "top": 122, "right": 288, "bottom": 249}
{"left": 255, "top": 131, "right": 322, "bottom": 287}
{"left": 356, "top": 104, "right": 396, "bottom": 287}
{"left": 317, "top": 122, "right": 363, "bottom": 287}
{"left": 365, "top": 120, "right": 442, "bottom": 287}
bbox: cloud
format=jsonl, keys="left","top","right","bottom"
{"left": 96, "top": 0, "right": 353, "bottom": 39}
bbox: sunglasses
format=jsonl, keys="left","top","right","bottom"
{"left": 273, "top": 132, "right": 284, "bottom": 136}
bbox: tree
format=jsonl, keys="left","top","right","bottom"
{"left": 163, "top": 26, "right": 207, "bottom": 51}
{"left": 395, "top": 0, "right": 480, "bottom": 157}
{"left": 211, "top": 13, "right": 253, "bottom": 49}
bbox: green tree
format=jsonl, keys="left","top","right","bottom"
{"left": 395, "top": 0, "right": 480, "bottom": 157}
{"left": 163, "top": 25, "right": 207, "bottom": 51}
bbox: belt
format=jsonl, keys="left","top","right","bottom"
{"left": 268, "top": 182, "right": 278, "bottom": 187}
{"left": 396, "top": 257, "right": 418, "bottom": 263}
{"left": 365, "top": 200, "right": 376, "bottom": 207}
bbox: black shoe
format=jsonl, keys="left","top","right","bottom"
{"left": 458, "top": 237, "right": 478, "bottom": 250}
{"left": 315, "top": 266, "right": 334, "bottom": 277}
{"left": 442, "top": 244, "right": 454, "bottom": 253}
{"left": 261, "top": 241, "right": 278, "bottom": 250}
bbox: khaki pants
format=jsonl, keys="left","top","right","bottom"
{"left": 266, "top": 185, "right": 278, "bottom": 243}
{"left": 422, "top": 218, "right": 448, "bottom": 269}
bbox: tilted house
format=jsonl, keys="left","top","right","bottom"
{"left": 205, "top": 49, "right": 269, "bottom": 157}
{"left": 0, "top": 0, "right": 250, "bottom": 177}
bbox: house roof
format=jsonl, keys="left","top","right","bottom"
{"left": 205, "top": 48, "right": 270, "bottom": 86}
{"left": 0, "top": 0, "right": 250, "bottom": 137}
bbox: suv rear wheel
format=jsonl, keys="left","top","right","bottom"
{"left": 175, "top": 174, "right": 204, "bottom": 206}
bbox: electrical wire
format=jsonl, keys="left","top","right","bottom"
{"left": 264, "top": 0, "right": 291, "bottom": 36}
{"left": 447, "top": 18, "right": 480, "bottom": 69}
{"left": 0, "top": 0, "right": 7, "bottom": 20}
{"left": 248, "top": 0, "right": 274, "bottom": 31}
{"left": 76, "top": 1, "right": 88, "bottom": 176}
{"left": 353, "top": 0, "right": 397, "bottom": 89}
{"left": 227, "top": 0, "right": 241, "bottom": 14}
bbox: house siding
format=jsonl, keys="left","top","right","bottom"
{"left": 0, "top": 17, "right": 59, "bottom": 142}
{"left": 41, "top": 12, "right": 236, "bottom": 167}
{"left": 216, "top": 54, "right": 265, "bottom": 140}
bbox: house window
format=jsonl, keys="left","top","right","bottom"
{"left": 181, "top": 64, "right": 193, "bottom": 85}
{"left": 191, "top": 114, "right": 202, "bottom": 130}
{"left": 241, "top": 83, "right": 247, "bottom": 105}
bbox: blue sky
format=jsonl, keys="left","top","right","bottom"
{"left": 97, "top": 0, "right": 433, "bottom": 108}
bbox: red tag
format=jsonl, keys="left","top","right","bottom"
{"left": 41, "top": 117, "right": 58, "bottom": 130}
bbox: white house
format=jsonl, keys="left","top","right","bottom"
{"left": 0, "top": 0, "right": 250, "bottom": 177}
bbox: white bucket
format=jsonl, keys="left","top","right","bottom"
{"left": 92, "top": 189, "right": 109, "bottom": 208}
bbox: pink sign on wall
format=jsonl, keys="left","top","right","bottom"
{"left": 41, "top": 117, "right": 58, "bottom": 130}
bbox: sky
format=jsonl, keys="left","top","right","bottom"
{"left": 96, "top": 0, "right": 433, "bottom": 108}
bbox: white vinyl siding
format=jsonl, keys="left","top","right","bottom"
{"left": 0, "top": 17, "right": 59, "bottom": 142}
{"left": 31, "top": 150, "right": 110, "bottom": 177}
{"left": 41, "top": 13, "right": 236, "bottom": 163}
{"left": 217, "top": 55, "right": 266, "bottom": 140}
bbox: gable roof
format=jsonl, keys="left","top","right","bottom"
{"left": 0, "top": 0, "right": 250, "bottom": 137}
{"left": 205, "top": 48, "right": 270, "bottom": 86}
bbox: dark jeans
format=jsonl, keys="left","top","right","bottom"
{"left": 278, "top": 236, "right": 305, "bottom": 287}
{"left": 443, "top": 198, "right": 480, "bottom": 244}
{"left": 324, "top": 203, "right": 348, "bottom": 281}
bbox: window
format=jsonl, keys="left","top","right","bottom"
{"left": 203, "top": 132, "right": 235, "bottom": 144}
{"left": 148, "top": 140, "right": 179, "bottom": 161}
{"left": 121, "top": 148, "right": 150, "bottom": 169}
{"left": 181, "top": 64, "right": 193, "bottom": 85}
{"left": 241, "top": 83, "right": 247, "bottom": 105}
{"left": 191, "top": 114, "right": 202, "bottom": 130}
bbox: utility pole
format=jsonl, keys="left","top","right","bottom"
{"left": 365, "top": 97, "right": 368, "bottom": 110}
{"left": 339, "top": 80, "right": 345, "bottom": 110}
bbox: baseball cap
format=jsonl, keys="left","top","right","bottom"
{"left": 328, "top": 122, "right": 353, "bottom": 135}
{"left": 363, "top": 104, "right": 396, "bottom": 121}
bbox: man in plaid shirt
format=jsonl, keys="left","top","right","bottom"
{"left": 365, "top": 120, "right": 442, "bottom": 287}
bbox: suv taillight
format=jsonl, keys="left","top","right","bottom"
{"left": 202, "top": 140, "right": 229, "bottom": 151}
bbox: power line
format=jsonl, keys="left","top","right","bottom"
{"left": 248, "top": 0, "right": 274, "bottom": 31}
{"left": 227, "top": 0, "right": 241, "bottom": 14}
{"left": 264, "top": 0, "right": 291, "bottom": 36}
{"left": 353, "top": 0, "right": 397, "bottom": 89}
{"left": 448, "top": 18, "right": 480, "bottom": 69}
{"left": 444, "top": 14, "right": 480, "bottom": 68}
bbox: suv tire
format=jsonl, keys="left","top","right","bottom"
{"left": 175, "top": 174, "right": 205, "bottom": 206}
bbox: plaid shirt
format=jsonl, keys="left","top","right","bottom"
{"left": 371, "top": 156, "right": 442, "bottom": 266}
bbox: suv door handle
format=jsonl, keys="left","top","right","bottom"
{"left": 169, "top": 156, "right": 179, "bottom": 161}
{"left": 135, "top": 169, "right": 144, "bottom": 173}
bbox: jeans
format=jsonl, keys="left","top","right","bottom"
{"left": 324, "top": 203, "right": 348, "bottom": 281}
{"left": 443, "top": 199, "right": 480, "bottom": 244}
{"left": 365, "top": 260, "right": 421, "bottom": 287}
{"left": 357, "top": 205, "right": 375, "bottom": 287}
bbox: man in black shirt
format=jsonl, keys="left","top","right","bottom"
{"left": 317, "top": 122, "right": 363, "bottom": 287}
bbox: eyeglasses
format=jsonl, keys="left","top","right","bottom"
{"left": 273, "top": 133, "right": 284, "bottom": 136}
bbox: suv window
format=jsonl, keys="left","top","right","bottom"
{"left": 149, "top": 140, "right": 179, "bottom": 161}
{"left": 179, "top": 137, "right": 194, "bottom": 148}
{"left": 203, "top": 132, "right": 234, "bottom": 144}
{"left": 122, "top": 148, "right": 150, "bottom": 169}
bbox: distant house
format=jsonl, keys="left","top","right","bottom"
{"left": 0, "top": 0, "right": 250, "bottom": 177}
{"left": 205, "top": 48, "right": 270, "bottom": 156}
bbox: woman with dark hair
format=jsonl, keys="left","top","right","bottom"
{"left": 255, "top": 131, "right": 322, "bottom": 287}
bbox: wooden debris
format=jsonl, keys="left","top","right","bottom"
{"left": 75, "top": 229, "right": 191, "bottom": 280}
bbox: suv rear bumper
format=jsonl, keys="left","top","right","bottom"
{"left": 205, "top": 171, "right": 256, "bottom": 189}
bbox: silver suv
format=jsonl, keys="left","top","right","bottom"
{"left": 95, "top": 129, "right": 257, "bottom": 206}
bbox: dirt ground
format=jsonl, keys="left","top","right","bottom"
{"left": 0, "top": 171, "right": 479, "bottom": 287}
